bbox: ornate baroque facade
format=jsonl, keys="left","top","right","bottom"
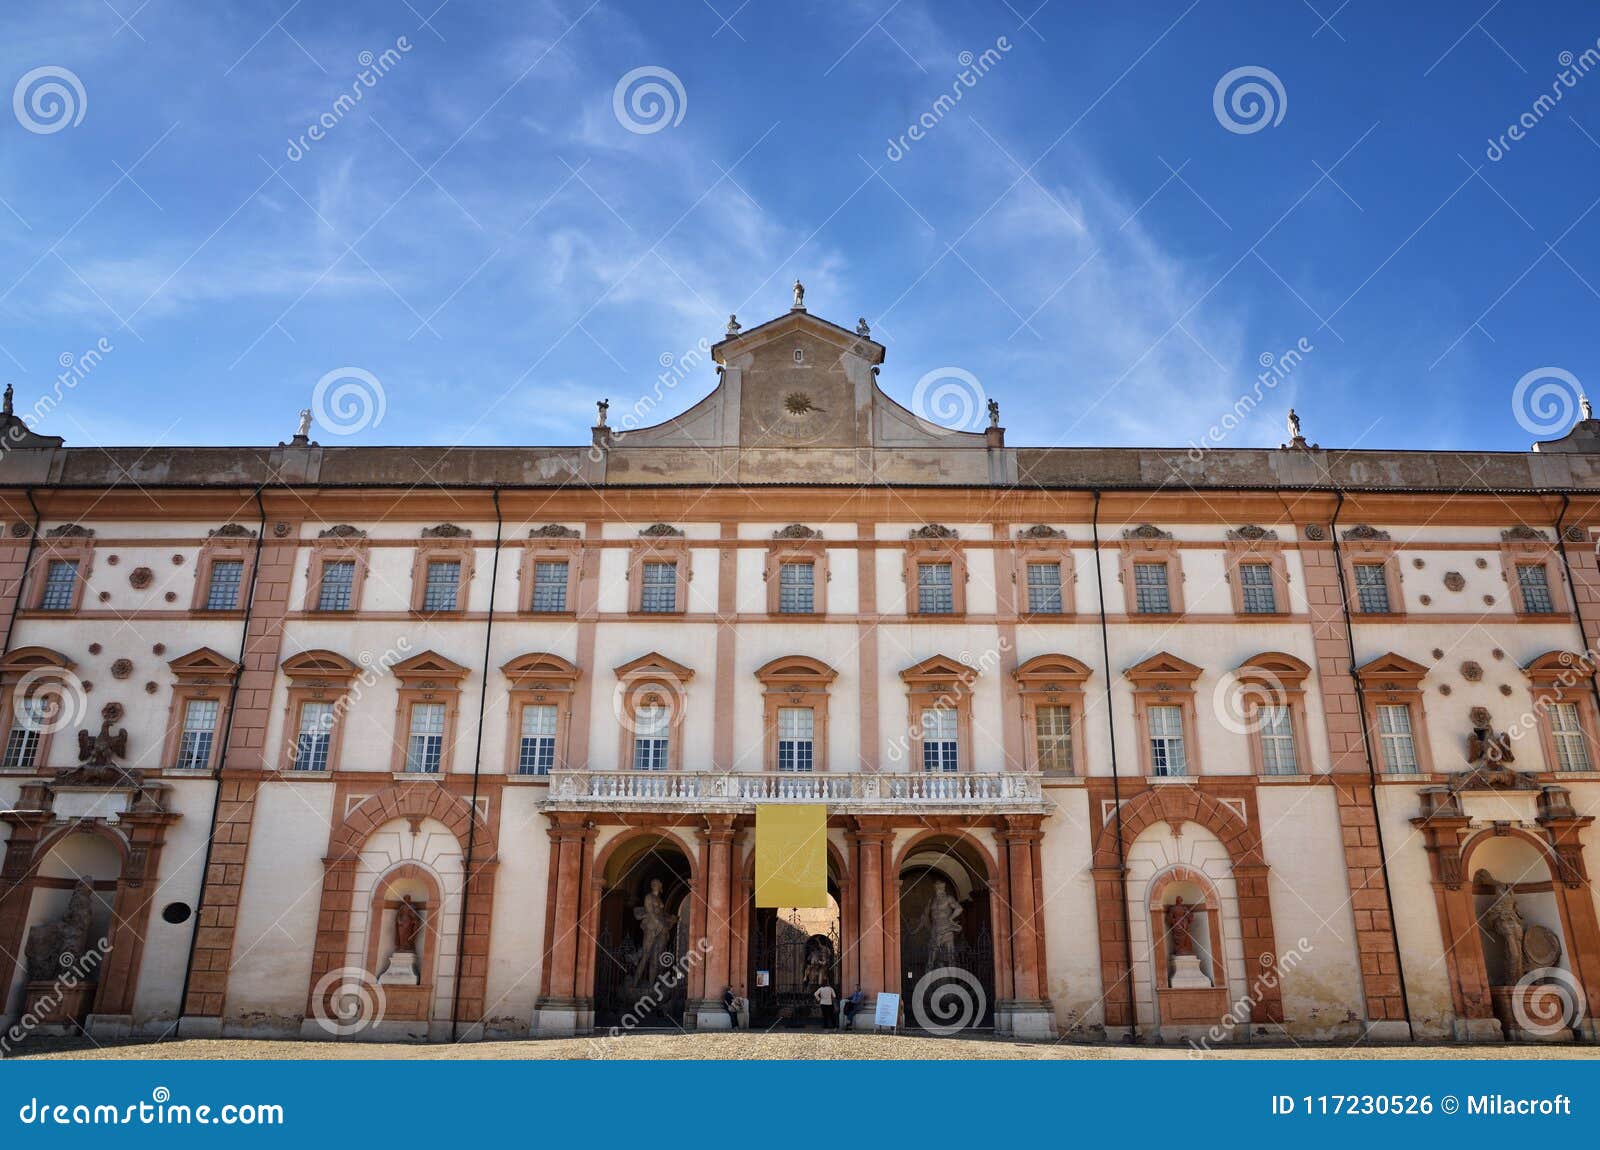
{"left": 4, "top": 300, "right": 1600, "bottom": 1044}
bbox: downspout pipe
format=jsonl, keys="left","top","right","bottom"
{"left": 451, "top": 486, "right": 502, "bottom": 1042}
{"left": 1091, "top": 491, "right": 1138, "bottom": 1042}
{"left": 1, "top": 488, "right": 42, "bottom": 657}
{"left": 1551, "top": 496, "right": 1600, "bottom": 721}
{"left": 1328, "top": 490, "right": 1415, "bottom": 1038}
{"left": 175, "top": 486, "right": 268, "bottom": 1038}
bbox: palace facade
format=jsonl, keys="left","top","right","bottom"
{"left": 4, "top": 299, "right": 1600, "bottom": 1046}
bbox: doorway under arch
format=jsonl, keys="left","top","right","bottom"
{"left": 592, "top": 833, "right": 695, "bottom": 1029}
{"left": 748, "top": 887, "right": 842, "bottom": 1028}
{"left": 897, "top": 836, "right": 996, "bottom": 1031}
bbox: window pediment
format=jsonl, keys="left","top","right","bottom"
{"left": 1124, "top": 652, "right": 1203, "bottom": 686}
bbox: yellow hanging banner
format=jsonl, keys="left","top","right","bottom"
{"left": 754, "top": 804, "right": 828, "bottom": 908}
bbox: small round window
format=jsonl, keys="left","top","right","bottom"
{"left": 161, "top": 902, "right": 192, "bottom": 925}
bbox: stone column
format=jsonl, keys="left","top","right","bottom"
{"left": 1001, "top": 818, "right": 1056, "bottom": 1038}
{"left": 852, "top": 820, "right": 892, "bottom": 1009}
{"left": 535, "top": 815, "right": 590, "bottom": 1036}
{"left": 694, "top": 815, "right": 736, "bottom": 1028}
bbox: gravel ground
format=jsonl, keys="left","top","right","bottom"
{"left": 14, "top": 1033, "right": 1600, "bottom": 1060}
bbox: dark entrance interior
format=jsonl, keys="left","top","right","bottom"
{"left": 747, "top": 884, "right": 842, "bottom": 1028}
{"left": 898, "top": 840, "right": 996, "bottom": 1031}
{"left": 593, "top": 836, "right": 694, "bottom": 1029}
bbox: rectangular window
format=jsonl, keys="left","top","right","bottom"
{"left": 1258, "top": 704, "right": 1297, "bottom": 774}
{"left": 1550, "top": 702, "right": 1592, "bottom": 772}
{"left": 1034, "top": 704, "right": 1073, "bottom": 774}
{"left": 632, "top": 704, "right": 670, "bottom": 770}
{"left": 920, "top": 708, "right": 959, "bottom": 772}
{"left": 530, "top": 561, "right": 569, "bottom": 612}
{"left": 778, "top": 562, "right": 815, "bottom": 614}
{"left": 1518, "top": 564, "right": 1555, "bottom": 614}
{"left": 640, "top": 562, "right": 677, "bottom": 613}
{"left": 917, "top": 562, "right": 954, "bottom": 614}
{"left": 1376, "top": 704, "right": 1418, "bottom": 774}
{"left": 205, "top": 559, "right": 244, "bottom": 610}
{"left": 422, "top": 561, "right": 460, "bottom": 612}
{"left": 1354, "top": 563, "right": 1390, "bottom": 614}
{"left": 176, "top": 698, "right": 220, "bottom": 769}
{"left": 1133, "top": 562, "right": 1170, "bottom": 614}
{"left": 1026, "top": 563, "right": 1063, "bottom": 613}
{"left": 517, "top": 704, "right": 558, "bottom": 775}
{"left": 405, "top": 702, "right": 446, "bottom": 773}
{"left": 1148, "top": 704, "right": 1187, "bottom": 776}
{"left": 292, "top": 701, "right": 334, "bottom": 771}
{"left": 776, "top": 706, "right": 814, "bottom": 772}
{"left": 317, "top": 560, "right": 356, "bottom": 611}
{"left": 1239, "top": 562, "right": 1277, "bottom": 614}
{"left": 1, "top": 696, "right": 48, "bottom": 770}
{"left": 40, "top": 560, "right": 79, "bottom": 612}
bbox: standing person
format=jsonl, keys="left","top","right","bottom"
{"left": 814, "top": 982, "right": 838, "bottom": 1029}
{"left": 721, "top": 984, "right": 739, "bottom": 1029}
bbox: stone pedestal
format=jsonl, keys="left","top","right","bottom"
{"left": 692, "top": 1000, "right": 734, "bottom": 1030}
{"left": 1169, "top": 954, "right": 1212, "bottom": 989}
{"left": 1491, "top": 984, "right": 1575, "bottom": 1042}
{"left": 999, "top": 999, "right": 1058, "bottom": 1040}
{"left": 534, "top": 997, "right": 589, "bottom": 1037}
{"left": 378, "top": 950, "right": 419, "bottom": 985}
{"left": 21, "top": 981, "right": 94, "bottom": 1033}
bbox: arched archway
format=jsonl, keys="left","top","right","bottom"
{"left": 895, "top": 833, "right": 996, "bottom": 1031}
{"left": 591, "top": 831, "right": 696, "bottom": 1028}
{"left": 744, "top": 842, "right": 847, "bottom": 1028}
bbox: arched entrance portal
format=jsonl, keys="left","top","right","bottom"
{"left": 898, "top": 837, "right": 995, "bottom": 1031}
{"left": 592, "top": 834, "right": 694, "bottom": 1029}
{"left": 748, "top": 890, "right": 842, "bottom": 1027}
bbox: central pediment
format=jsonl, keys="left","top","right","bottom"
{"left": 602, "top": 304, "right": 1004, "bottom": 484}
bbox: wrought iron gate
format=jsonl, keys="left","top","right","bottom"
{"left": 748, "top": 908, "right": 840, "bottom": 1027}
{"left": 901, "top": 925, "right": 995, "bottom": 1031}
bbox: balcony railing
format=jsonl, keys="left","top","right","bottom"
{"left": 541, "top": 769, "right": 1048, "bottom": 812}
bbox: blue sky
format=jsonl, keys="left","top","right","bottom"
{"left": 2, "top": 0, "right": 1598, "bottom": 454}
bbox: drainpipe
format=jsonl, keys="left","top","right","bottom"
{"left": 1091, "top": 491, "right": 1138, "bottom": 1042}
{"left": 451, "top": 486, "right": 502, "bottom": 1041}
{"left": 1328, "top": 490, "right": 1414, "bottom": 1037}
{"left": 1552, "top": 496, "right": 1600, "bottom": 721}
{"left": 1, "top": 488, "right": 42, "bottom": 658}
{"left": 175, "top": 487, "right": 268, "bottom": 1038}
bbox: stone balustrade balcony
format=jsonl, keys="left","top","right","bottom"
{"left": 538, "top": 768, "right": 1050, "bottom": 814}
